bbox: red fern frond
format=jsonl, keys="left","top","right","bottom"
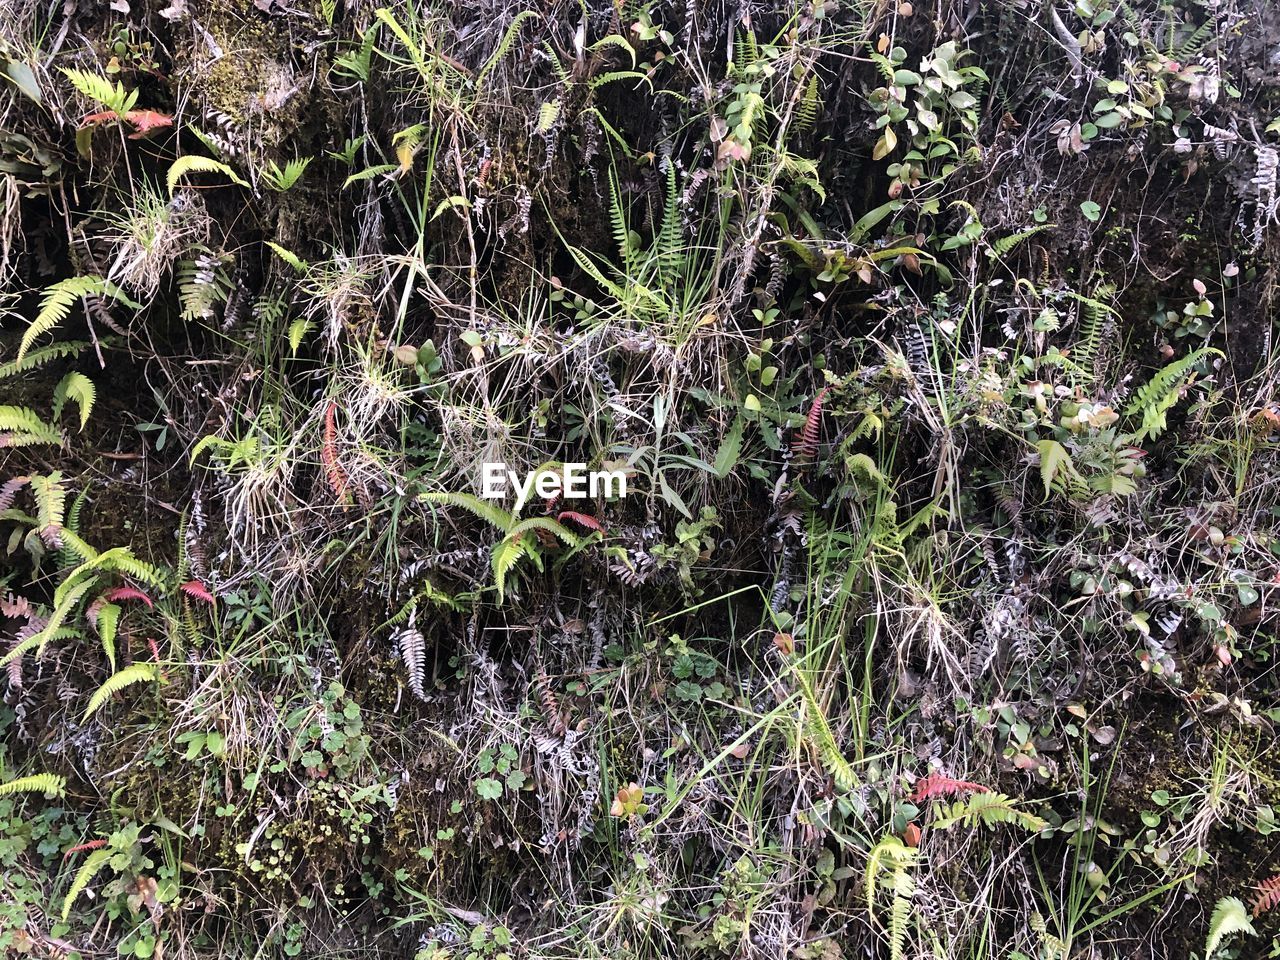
{"left": 147, "top": 637, "right": 163, "bottom": 662}
{"left": 535, "top": 669, "right": 568, "bottom": 737}
{"left": 321, "top": 401, "right": 350, "bottom": 507}
{"left": 557, "top": 511, "right": 605, "bottom": 534}
{"left": 1253, "top": 875, "right": 1280, "bottom": 917}
{"left": 64, "top": 838, "right": 108, "bottom": 858}
{"left": 911, "top": 773, "right": 990, "bottom": 803}
{"left": 792, "top": 387, "right": 829, "bottom": 461}
{"left": 179, "top": 580, "right": 215, "bottom": 605}
{"left": 102, "top": 586, "right": 154, "bottom": 608}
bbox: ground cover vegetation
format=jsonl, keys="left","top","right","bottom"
{"left": 1, "top": 0, "right": 1280, "bottom": 957}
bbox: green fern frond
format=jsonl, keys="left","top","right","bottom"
{"left": 794, "top": 74, "right": 822, "bottom": 133}
{"left": 62, "top": 847, "right": 112, "bottom": 921}
{"left": 95, "top": 602, "right": 121, "bottom": 670}
{"left": 1205, "top": 896, "right": 1255, "bottom": 956}
{"left": 83, "top": 662, "right": 162, "bottom": 720}
{"left": 421, "top": 491, "right": 514, "bottom": 532}
{"left": 0, "top": 772, "right": 66, "bottom": 797}
{"left": 167, "top": 155, "right": 248, "bottom": 196}
{"left": 506, "top": 516, "right": 582, "bottom": 549}
{"left": 987, "top": 223, "right": 1054, "bottom": 259}
{"left": 61, "top": 67, "right": 136, "bottom": 114}
{"left": 0, "top": 406, "right": 63, "bottom": 447}
{"left": 0, "top": 341, "right": 90, "bottom": 380}
{"left": 1123, "top": 347, "right": 1220, "bottom": 441}
{"left": 29, "top": 472, "right": 67, "bottom": 543}
{"left": 793, "top": 667, "right": 856, "bottom": 791}
{"left": 536, "top": 98, "right": 562, "bottom": 134}
{"left": 492, "top": 533, "right": 533, "bottom": 602}
{"left": 477, "top": 10, "right": 539, "bottom": 87}
{"left": 19, "top": 277, "right": 138, "bottom": 363}
{"left": 930, "top": 792, "right": 1046, "bottom": 832}
{"left": 52, "top": 372, "right": 95, "bottom": 431}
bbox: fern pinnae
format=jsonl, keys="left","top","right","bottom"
{"left": 0, "top": 772, "right": 66, "bottom": 797}
{"left": 0, "top": 341, "right": 89, "bottom": 381}
{"left": 83, "top": 662, "right": 162, "bottom": 719}
{"left": 421, "top": 491, "right": 514, "bottom": 532}
{"left": 477, "top": 10, "right": 539, "bottom": 87}
{"left": 62, "top": 847, "right": 113, "bottom": 921}
{"left": 52, "top": 372, "right": 95, "bottom": 431}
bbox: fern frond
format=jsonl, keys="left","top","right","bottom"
{"left": 477, "top": 10, "right": 539, "bottom": 87}
{"left": 1123, "top": 347, "right": 1220, "bottom": 441}
{"left": 94, "top": 602, "right": 121, "bottom": 669}
{"left": 393, "top": 627, "right": 427, "bottom": 701}
{"left": 987, "top": 223, "right": 1054, "bottom": 259}
{"left": 29, "top": 471, "right": 67, "bottom": 545}
{"left": 82, "top": 662, "right": 162, "bottom": 719}
{"left": 422, "top": 491, "right": 514, "bottom": 532}
{"left": 167, "top": 155, "right": 248, "bottom": 196}
{"left": 19, "top": 277, "right": 138, "bottom": 363}
{"left": 0, "top": 341, "right": 90, "bottom": 380}
{"left": 52, "top": 372, "right": 95, "bottom": 431}
{"left": 492, "top": 534, "right": 533, "bottom": 602}
{"left": 0, "top": 772, "right": 66, "bottom": 797}
{"left": 1252, "top": 875, "right": 1280, "bottom": 917}
{"left": 912, "top": 773, "right": 989, "bottom": 802}
{"left": 1205, "top": 896, "right": 1255, "bottom": 956}
{"left": 931, "top": 792, "right": 1046, "bottom": 832}
{"left": 793, "top": 667, "right": 856, "bottom": 791}
{"left": 0, "top": 406, "right": 62, "bottom": 448}
{"left": 62, "top": 847, "right": 112, "bottom": 921}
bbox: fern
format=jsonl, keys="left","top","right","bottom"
{"left": 167, "top": 155, "right": 248, "bottom": 196}
{"left": 1251, "top": 875, "right": 1280, "bottom": 917}
{"left": 94, "top": 602, "right": 121, "bottom": 669}
{"left": 0, "top": 406, "right": 63, "bottom": 448}
{"left": 792, "top": 667, "right": 856, "bottom": 791}
{"left": 61, "top": 67, "right": 136, "bottom": 115}
{"left": 19, "top": 276, "right": 138, "bottom": 363}
{"left": 421, "top": 491, "right": 514, "bottom": 532}
{"left": 1063, "top": 290, "right": 1117, "bottom": 381}
{"left": 29, "top": 471, "right": 67, "bottom": 545}
{"left": 83, "top": 662, "right": 162, "bottom": 719}
{"left": 393, "top": 627, "right": 427, "bottom": 701}
{"left": 59, "top": 488, "right": 90, "bottom": 568}
{"left": 794, "top": 74, "right": 822, "bottom": 133}
{"left": 491, "top": 533, "right": 533, "bottom": 602}
{"left": 0, "top": 341, "right": 89, "bottom": 380}
{"left": 62, "top": 847, "right": 112, "bottom": 920}
{"left": 987, "top": 223, "right": 1054, "bottom": 259}
{"left": 1205, "top": 896, "right": 1255, "bottom": 956}
{"left": 477, "top": 10, "right": 539, "bottom": 87}
{"left": 912, "top": 773, "right": 989, "bottom": 802}
{"left": 536, "top": 98, "right": 562, "bottom": 134}
{"left": 865, "top": 835, "right": 918, "bottom": 960}
{"left": 0, "top": 772, "right": 66, "bottom": 797}
{"left": 262, "top": 157, "right": 311, "bottom": 192}
{"left": 1123, "top": 347, "right": 1220, "bottom": 441}
{"left": 52, "top": 372, "right": 95, "bottom": 431}
{"left": 931, "top": 792, "right": 1046, "bottom": 832}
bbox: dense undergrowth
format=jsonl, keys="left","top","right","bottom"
{"left": 2, "top": 0, "right": 1280, "bottom": 957}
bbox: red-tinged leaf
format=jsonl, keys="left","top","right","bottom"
{"left": 1253, "top": 875, "right": 1280, "bottom": 917}
{"left": 80, "top": 110, "right": 119, "bottom": 127}
{"left": 903, "top": 822, "right": 922, "bottom": 847}
{"left": 792, "top": 386, "right": 829, "bottom": 461}
{"left": 64, "top": 838, "right": 108, "bottom": 858}
{"left": 123, "top": 109, "right": 174, "bottom": 135}
{"left": 557, "top": 511, "right": 605, "bottom": 534}
{"left": 911, "top": 773, "right": 990, "bottom": 803}
{"left": 102, "top": 586, "right": 154, "bottom": 608}
{"left": 179, "top": 580, "right": 215, "bottom": 605}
